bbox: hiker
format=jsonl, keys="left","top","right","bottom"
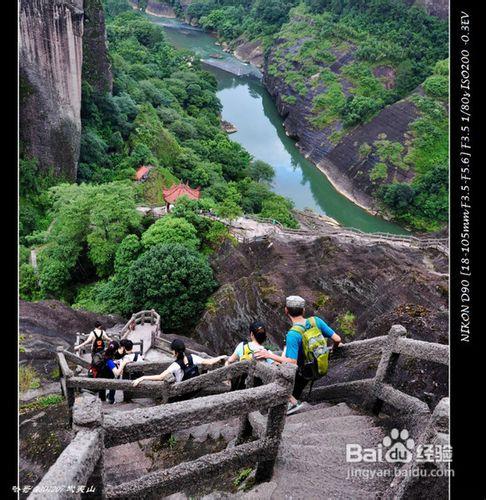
{"left": 120, "top": 338, "right": 143, "bottom": 366}
{"left": 74, "top": 321, "right": 111, "bottom": 357}
{"left": 255, "top": 295, "right": 342, "bottom": 415}
{"left": 90, "top": 340, "right": 128, "bottom": 404}
{"left": 119, "top": 339, "right": 143, "bottom": 402}
{"left": 225, "top": 321, "right": 274, "bottom": 390}
{"left": 132, "top": 338, "right": 226, "bottom": 386}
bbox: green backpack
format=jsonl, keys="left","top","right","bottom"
{"left": 290, "top": 317, "right": 329, "bottom": 380}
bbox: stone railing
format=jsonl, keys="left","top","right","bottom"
{"left": 56, "top": 347, "right": 233, "bottom": 420}
{"left": 30, "top": 361, "right": 296, "bottom": 499}
{"left": 119, "top": 309, "right": 161, "bottom": 338}
{"left": 308, "top": 325, "right": 449, "bottom": 432}
{"left": 27, "top": 395, "right": 105, "bottom": 500}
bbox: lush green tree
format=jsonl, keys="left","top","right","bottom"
{"left": 38, "top": 183, "right": 141, "bottom": 296}
{"left": 19, "top": 264, "right": 42, "bottom": 301}
{"left": 423, "top": 75, "right": 448, "bottom": 100}
{"left": 342, "top": 95, "right": 381, "bottom": 127}
{"left": 130, "top": 104, "right": 182, "bottom": 167}
{"left": 260, "top": 195, "right": 299, "bottom": 228}
{"left": 141, "top": 216, "right": 200, "bottom": 250}
{"left": 205, "top": 138, "right": 251, "bottom": 181}
{"left": 379, "top": 183, "right": 415, "bottom": 212}
{"left": 214, "top": 183, "right": 243, "bottom": 220}
{"left": 248, "top": 160, "right": 275, "bottom": 183}
{"left": 126, "top": 244, "right": 216, "bottom": 331}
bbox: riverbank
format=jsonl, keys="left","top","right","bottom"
{"left": 160, "top": 15, "right": 395, "bottom": 220}
{"left": 223, "top": 37, "right": 399, "bottom": 222}
{"left": 147, "top": 12, "right": 409, "bottom": 234}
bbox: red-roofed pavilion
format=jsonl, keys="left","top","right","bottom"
{"left": 135, "top": 165, "right": 151, "bottom": 181}
{"left": 163, "top": 183, "right": 201, "bottom": 212}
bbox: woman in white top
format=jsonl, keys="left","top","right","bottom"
{"left": 225, "top": 321, "right": 274, "bottom": 390}
{"left": 132, "top": 338, "right": 226, "bottom": 386}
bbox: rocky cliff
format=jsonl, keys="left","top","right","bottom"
{"left": 19, "top": 0, "right": 112, "bottom": 180}
{"left": 82, "top": 0, "right": 113, "bottom": 93}
{"left": 19, "top": 299, "right": 124, "bottom": 382}
{"left": 195, "top": 231, "right": 448, "bottom": 403}
{"left": 20, "top": 0, "right": 84, "bottom": 179}
{"left": 262, "top": 30, "right": 447, "bottom": 218}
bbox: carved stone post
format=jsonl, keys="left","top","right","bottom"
{"left": 255, "top": 363, "right": 296, "bottom": 482}
{"left": 235, "top": 362, "right": 256, "bottom": 445}
{"left": 57, "top": 347, "right": 76, "bottom": 425}
{"left": 73, "top": 394, "right": 105, "bottom": 498}
{"left": 365, "top": 325, "right": 407, "bottom": 414}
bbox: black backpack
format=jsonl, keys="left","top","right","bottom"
{"left": 89, "top": 351, "right": 106, "bottom": 378}
{"left": 92, "top": 330, "right": 105, "bottom": 354}
{"left": 176, "top": 354, "right": 200, "bottom": 381}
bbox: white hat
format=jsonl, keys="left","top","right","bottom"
{"left": 286, "top": 295, "right": 306, "bottom": 308}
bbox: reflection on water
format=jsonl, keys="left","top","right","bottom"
{"left": 148, "top": 14, "right": 408, "bottom": 234}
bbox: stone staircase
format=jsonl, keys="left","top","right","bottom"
{"left": 268, "top": 402, "right": 394, "bottom": 499}
{"left": 105, "top": 401, "right": 394, "bottom": 499}
{"left": 198, "top": 402, "right": 395, "bottom": 500}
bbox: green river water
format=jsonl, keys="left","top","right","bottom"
{"left": 148, "top": 15, "right": 408, "bottom": 235}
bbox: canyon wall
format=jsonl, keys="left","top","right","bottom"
{"left": 195, "top": 234, "right": 448, "bottom": 404}
{"left": 82, "top": 0, "right": 113, "bottom": 93}
{"left": 19, "top": 0, "right": 112, "bottom": 180}
{"left": 19, "top": 0, "right": 84, "bottom": 180}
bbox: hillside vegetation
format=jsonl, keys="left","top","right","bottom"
{"left": 19, "top": 4, "right": 297, "bottom": 331}
{"left": 167, "top": 0, "right": 448, "bottom": 230}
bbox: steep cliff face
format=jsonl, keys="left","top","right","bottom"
{"left": 195, "top": 233, "right": 448, "bottom": 402}
{"left": 263, "top": 45, "right": 422, "bottom": 212}
{"left": 82, "top": 0, "right": 113, "bottom": 93}
{"left": 20, "top": 0, "right": 112, "bottom": 180}
{"left": 196, "top": 235, "right": 448, "bottom": 352}
{"left": 19, "top": 0, "right": 84, "bottom": 180}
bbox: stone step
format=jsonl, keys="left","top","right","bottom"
{"left": 270, "top": 473, "right": 385, "bottom": 500}
{"left": 104, "top": 442, "right": 152, "bottom": 486}
{"left": 285, "top": 426, "right": 384, "bottom": 448}
{"left": 284, "top": 414, "right": 376, "bottom": 435}
{"left": 285, "top": 402, "right": 359, "bottom": 424}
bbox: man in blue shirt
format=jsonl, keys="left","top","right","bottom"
{"left": 255, "top": 295, "right": 342, "bottom": 414}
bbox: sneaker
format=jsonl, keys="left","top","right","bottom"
{"left": 287, "top": 401, "right": 303, "bottom": 415}
{"left": 108, "top": 399, "right": 115, "bottom": 405}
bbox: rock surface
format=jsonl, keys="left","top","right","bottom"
{"left": 233, "top": 39, "right": 264, "bottom": 68}
{"left": 195, "top": 232, "right": 448, "bottom": 402}
{"left": 19, "top": 299, "right": 124, "bottom": 380}
{"left": 20, "top": 0, "right": 112, "bottom": 180}
{"left": 263, "top": 45, "right": 435, "bottom": 214}
{"left": 19, "top": 0, "right": 84, "bottom": 179}
{"left": 82, "top": 0, "right": 113, "bottom": 93}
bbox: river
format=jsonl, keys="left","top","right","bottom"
{"left": 147, "top": 15, "right": 408, "bottom": 235}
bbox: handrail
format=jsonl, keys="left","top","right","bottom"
{"left": 119, "top": 309, "right": 161, "bottom": 338}
{"left": 28, "top": 395, "right": 104, "bottom": 499}
{"left": 103, "top": 381, "right": 289, "bottom": 448}
{"left": 105, "top": 437, "right": 275, "bottom": 499}
{"left": 307, "top": 325, "right": 449, "bottom": 428}
{"left": 37, "top": 362, "right": 296, "bottom": 498}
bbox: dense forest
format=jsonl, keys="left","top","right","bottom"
{"left": 19, "top": 3, "right": 297, "bottom": 331}
{"left": 19, "top": 0, "right": 449, "bottom": 329}
{"left": 165, "top": 0, "right": 448, "bottom": 231}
